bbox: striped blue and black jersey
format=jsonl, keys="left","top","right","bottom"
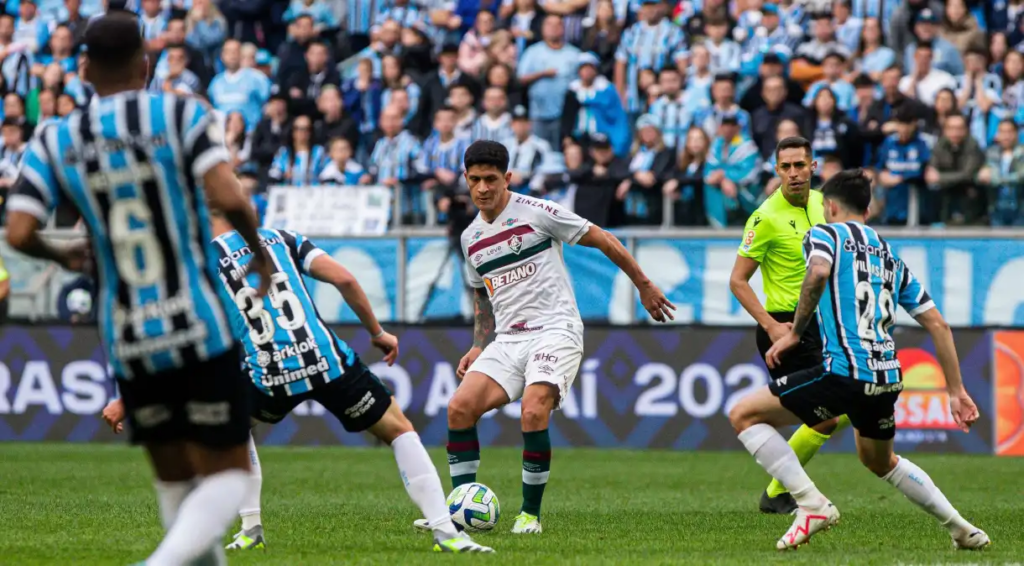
{"left": 8, "top": 91, "right": 235, "bottom": 379}
{"left": 805, "top": 222, "right": 935, "bottom": 384}
{"left": 212, "top": 228, "right": 357, "bottom": 397}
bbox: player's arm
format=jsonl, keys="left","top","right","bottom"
{"left": 730, "top": 215, "right": 779, "bottom": 332}
{"left": 472, "top": 287, "right": 495, "bottom": 350}
{"left": 765, "top": 255, "right": 830, "bottom": 369}
{"left": 577, "top": 225, "right": 676, "bottom": 322}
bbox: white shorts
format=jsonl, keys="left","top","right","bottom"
{"left": 468, "top": 333, "right": 583, "bottom": 405}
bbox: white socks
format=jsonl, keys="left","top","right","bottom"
{"left": 239, "top": 433, "right": 263, "bottom": 531}
{"left": 392, "top": 431, "right": 460, "bottom": 540}
{"left": 739, "top": 423, "right": 826, "bottom": 508}
{"left": 883, "top": 456, "right": 967, "bottom": 533}
{"left": 146, "top": 469, "right": 249, "bottom": 566}
{"left": 154, "top": 480, "right": 194, "bottom": 529}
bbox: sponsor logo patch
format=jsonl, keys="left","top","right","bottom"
{"left": 744, "top": 230, "right": 755, "bottom": 246}
{"left": 509, "top": 320, "right": 543, "bottom": 335}
{"left": 864, "top": 381, "right": 904, "bottom": 396}
{"left": 502, "top": 218, "right": 519, "bottom": 227}
{"left": 484, "top": 262, "right": 536, "bottom": 296}
{"left": 533, "top": 352, "right": 559, "bottom": 363}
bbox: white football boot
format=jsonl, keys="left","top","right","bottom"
{"left": 951, "top": 526, "right": 991, "bottom": 550}
{"left": 776, "top": 500, "right": 840, "bottom": 550}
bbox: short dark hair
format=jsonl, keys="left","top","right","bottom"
{"left": 775, "top": 136, "right": 812, "bottom": 161}
{"left": 852, "top": 73, "right": 875, "bottom": 89}
{"left": 821, "top": 168, "right": 871, "bottom": 213}
{"left": 915, "top": 41, "right": 934, "bottom": 52}
{"left": 83, "top": 11, "right": 143, "bottom": 72}
{"left": 965, "top": 45, "right": 988, "bottom": 59}
{"left": 999, "top": 118, "right": 1019, "bottom": 131}
{"left": 435, "top": 104, "right": 456, "bottom": 114}
{"left": 464, "top": 140, "right": 509, "bottom": 173}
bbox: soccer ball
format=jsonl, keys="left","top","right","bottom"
{"left": 446, "top": 482, "right": 500, "bottom": 532}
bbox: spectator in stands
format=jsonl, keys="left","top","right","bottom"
{"left": 208, "top": 39, "right": 272, "bottom": 132}
{"left": 752, "top": 74, "right": 809, "bottom": 159}
{"left": 472, "top": 86, "right": 513, "bottom": 142}
{"left": 904, "top": 8, "right": 963, "bottom": 76}
{"left": 34, "top": 88, "right": 56, "bottom": 125}
{"left": 927, "top": 88, "right": 959, "bottom": 139}
{"left": 681, "top": 0, "right": 730, "bottom": 39}
{"left": 380, "top": 54, "right": 419, "bottom": 128}
{"left": 58, "top": 0, "right": 88, "bottom": 47}
{"left": 851, "top": 18, "right": 894, "bottom": 83}
{"left": 270, "top": 114, "right": 327, "bottom": 186}
{"left": 740, "top": 52, "right": 805, "bottom": 113}
{"left": 957, "top": 46, "right": 1003, "bottom": 148}
{"left": 459, "top": 9, "right": 495, "bottom": 76}
{"left": 519, "top": 15, "right": 580, "bottom": 148}
{"left": 698, "top": 73, "right": 751, "bottom": 139}
{"left": 889, "top": 0, "right": 942, "bottom": 60}
{"left": 503, "top": 104, "right": 552, "bottom": 194}
{"left": 926, "top": 113, "right": 985, "bottom": 224}
{"left": 448, "top": 82, "right": 477, "bottom": 138}
{"left": 483, "top": 30, "right": 517, "bottom": 71}
{"left": 320, "top": 137, "right": 371, "bottom": 185}
{"left": 149, "top": 44, "right": 202, "bottom": 95}
{"left": 313, "top": 85, "right": 358, "bottom": 149}
{"left": 804, "top": 52, "right": 855, "bottom": 112}
{"left": 646, "top": 66, "right": 688, "bottom": 154}
{"left": 562, "top": 52, "right": 628, "bottom": 154}
{"left": 15, "top": 0, "right": 49, "bottom": 55}
{"left": 737, "top": 3, "right": 797, "bottom": 82}
{"left": 680, "top": 44, "right": 713, "bottom": 116}
{"left": 342, "top": 57, "right": 383, "bottom": 159}
{"left": 899, "top": 42, "right": 957, "bottom": 106}
{"left": 155, "top": 17, "right": 211, "bottom": 85}
{"left": 57, "top": 275, "right": 96, "bottom": 324}
{"left": 0, "top": 15, "right": 33, "bottom": 98}
{"left": 0, "top": 119, "right": 24, "bottom": 206}
{"left": 568, "top": 132, "right": 628, "bottom": 227}
{"left": 374, "top": 0, "right": 425, "bottom": 30}
{"left": 284, "top": 0, "right": 338, "bottom": 33}
{"left": 704, "top": 114, "right": 761, "bottom": 224}
{"left": 417, "top": 43, "right": 477, "bottom": 137}
{"left": 791, "top": 13, "right": 850, "bottom": 87}
{"left": 35, "top": 25, "right": 76, "bottom": 75}
{"left": 419, "top": 106, "right": 472, "bottom": 219}
{"left": 619, "top": 115, "right": 674, "bottom": 225}
{"left": 875, "top": 106, "right": 931, "bottom": 225}
{"left": 56, "top": 92, "right": 75, "bottom": 116}
{"left": 864, "top": 65, "right": 928, "bottom": 146}
{"left": 833, "top": 0, "right": 863, "bottom": 54}
{"left": 614, "top": 0, "right": 686, "bottom": 118}
{"left": 185, "top": 0, "right": 227, "bottom": 71}
{"left": 1000, "top": 50, "right": 1024, "bottom": 114}
{"left": 277, "top": 14, "right": 319, "bottom": 82}
{"left": 281, "top": 40, "right": 341, "bottom": 118}
{"left": 579, "top": 0, "right": 620, "bottom": 79}
{"left": 703, "top": 16, "right": 740, "bottom": 75}
{"left": 251, "top": 93, "right": 290, "bottom": 168}
{"left": 484, "top": 63, "right": 523, "bottom": 113}
{"left": 663, "top": 126, "right": 710, "bottom": 226}
{"left": 139, "top": 0, "right": 167, "bottom": 42}
{"left": 224, "top": 111, "right": 252, "bottom": 168}
{"left": 939, "top": 0, "right": 985, "bottom": 54}
{"left": 980, "top": 119, "right": 1024, "bottom": 226}
{"left": 369, "top": 105, "right": 424, "bottom": 224}
{"left": 809, "top": 86, "right": 863, "bottom": 168}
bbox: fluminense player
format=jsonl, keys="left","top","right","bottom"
{"left": 105, "top": 211, "right": 494, "bottom": 554}
{"left": 7, "top": 12, "right": 271, "bottom": 566}
{"left": 413, "top": 140, "right": 676, "bottom": 535}
{"left": 729, "top": 169, "right": 990, "bottom": 551}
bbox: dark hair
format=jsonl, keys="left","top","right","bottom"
{"left": 915, "top": 40, "right": 934, "bottom": 52}
{"left": 852, "top": 73, "right": 875, "bottom": 88}
{"left": 775, "top": 136, "right": 812, "bottom": 161}
{"left": 882, "top": 63, "right": 902, "bottom": 74}
{"left": 464, "top": 140, "right": 510, "bottom": 173}
{"left": 306, "top": 40, "right": 329, "bottom": 52}
{"left": 821, "top": 168, "right": 871, "bottom": 213}
{"left": 999, "top": 118, "right": 1019, "bottom": 131}
{"left": 964, "top": 44, "right": 989, "bottom": 60}
{"left": 83, "top": 12, "right": 144, "bottom": 71}
{"left": 435, "top": 104, "right": 456, "bottom": 114}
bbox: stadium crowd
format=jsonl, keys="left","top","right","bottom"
{"left": 0, "top": 0, "right": 1021, "bottom": 230}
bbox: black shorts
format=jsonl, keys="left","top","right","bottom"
{"left": 769, "top": 365, "right": 903, "bottom": 440}
{"left": 116, "top": 345, "right": 251, "bottom": 448}
{"left": 250, "top": 363, "right": 393, "bottom": 433}
{"left": 756, "top": 311, "right": 823, "bottom": 380}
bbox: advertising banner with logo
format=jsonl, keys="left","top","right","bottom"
{"left": 297, "top": 235, "right": 1024, "bottom": 326}
{"left": 0, "top": 325, "right": 992, "bottom": 454}
{"left": 993, "top": 331, "right": 1024, "bottom": 456}
{"left": 262, "top": 186, "right": 392, "bottom": 236}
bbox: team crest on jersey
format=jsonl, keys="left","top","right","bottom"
{"left": 257, "top": 351, "right": 272, "bottom": 368}
{"left": 508, "top": 234, "right": 524, "bottom": 254}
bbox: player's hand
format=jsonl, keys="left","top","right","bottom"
{"left": 58, "top": 239, "right": 92, "bottom": 273}
{"left": 765, "top": 331, "right": 800, "bottom": 370}
{"left": 767, "top": 321, "right": 794, "bottom": 344}
{"left": 371, "top": 331, "right": 399, "bottom": 366}
{"left": 639, "top": 280, "right": 676, "bottom": 323}
{"left": 102, "top": 399, "right": 125, "bottom": 434}
{"left": 247, "top": 250, "right": 273, "bottom": 298}
{"left": 948, "top": 389, "right": 980, "bottom": 433}
{"left": 457, "top": 346, "right": 483, "bottom": 380}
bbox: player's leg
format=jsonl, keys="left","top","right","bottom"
{"left": 226, "top": 430, "right": 266, "bottom": 550}
{"left": 446, "top": 344, "right": 519, "bottom": 489}
{"left": 850, "top": 400, "right": 990, "bottom": 550}
{"left": 728, "top": 371, "right": 841, "bottom": 549}
{"left": 512, "top": 335, "right": 583, "bottom": 534}
{"left": 143, "top": 350, "right": 254, "bottom": 566}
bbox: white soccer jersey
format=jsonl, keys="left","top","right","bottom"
{"left": 461, "top": 194, "right": 592, "bottom": 345}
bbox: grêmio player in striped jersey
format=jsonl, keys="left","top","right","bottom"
{"left": 412, "top": 140, "right": 676, "bottom": 535}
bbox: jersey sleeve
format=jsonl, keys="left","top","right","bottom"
{"left": 178, "top": 96, "right": 231, "bottom": 179}
{"left": 736, "top": 210, "right": 772, "bottom": 262}
{"left": 529, "top": 199, "right": 593, "bottom": 245}
{"left": 281, "top": 230, "right": 326, "bottom": 275}
{"left": 7, "top": 132, "right": 59, "bottom": 223}
{"left": 460, "top": 233, "right": 486, "bottom": 289}
{"left": 897, "top": 261, "right": 935, "bottom": 317}
{"left": 802, "top": 225, "right": 838, "bottom": 265}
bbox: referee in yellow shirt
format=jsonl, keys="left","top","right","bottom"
{"left": 728, "top": 137, "right": 850, "bottom": 514}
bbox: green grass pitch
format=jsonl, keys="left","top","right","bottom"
{"left": 1, "top": 443, "right": 1020, "bottom": 565}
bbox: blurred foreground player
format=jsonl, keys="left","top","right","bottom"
{"left": 729, "top": 169, "right": 990, "bottom": 551}
{"left": 6, "top": 11, "right": 271, "bottom": 566}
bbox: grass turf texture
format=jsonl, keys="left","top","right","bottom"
{"left": 1, "top": 444, "right": 1019, "bottom": 565}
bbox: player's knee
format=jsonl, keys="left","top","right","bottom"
{"left": 371, "top": 402, "right": 415, "bottom": 445}
{"left": 728, "top": 400, "right": 757, "bottom": 433}
{"left": 520, "top": 384, "right": 557, "bottom": 431}
{"left": 813, "top": 417, "right": 840, "bottom": 435}
{"left": 447, "top": 392, "right": 483, "bottom": 429}
{"left": 858, "top": 450, "right": 896, "bottom": 477}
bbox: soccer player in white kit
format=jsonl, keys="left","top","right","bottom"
{"left": 417, "top": 140, "right": 676, "bottom": 534}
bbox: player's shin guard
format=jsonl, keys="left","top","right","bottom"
{"left": 766, "top": 415, "right": 851, "bottom": 497}
{"left": 393, "top": 431, "right": 460, "bottom": 539}
{"left": 739, "top": 424, "right": 825, "bottom": 508}
{"left": 146, "top": 469, "right": 249, "bottom": 566}
{"left": 521, "top": 429, "right": 551, "bottom": 517}
{"left": 239, "top": 433, "right": 263, "bottom": 530}
{"left": 447, "top": 427, "right": 480, "bottom": 489}
{"left": 883, "top": 456, "right": 967, "bottom": 532}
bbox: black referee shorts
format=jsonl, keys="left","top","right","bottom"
{"left": 755, "top": 312, "right": 823, "bottom": 380}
